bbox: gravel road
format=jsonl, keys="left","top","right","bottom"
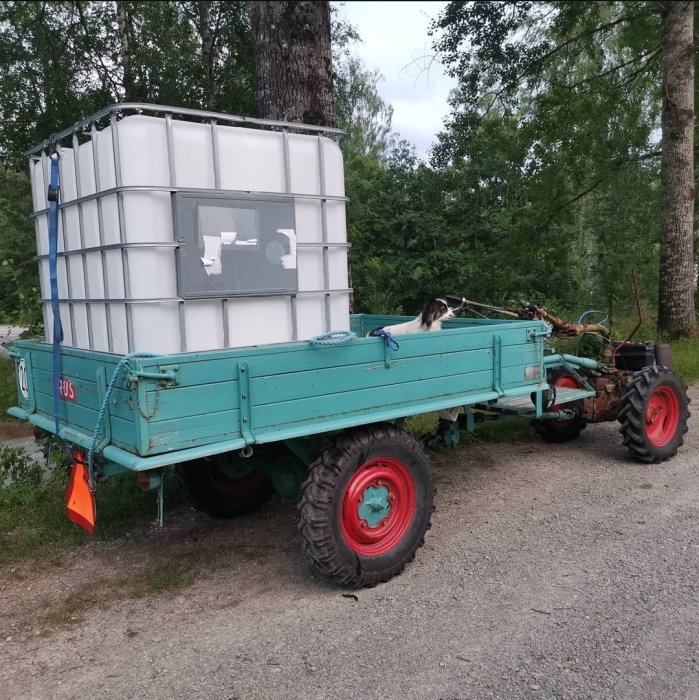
{"left": 0, "top": 385, "right": 697, "bottom": 700}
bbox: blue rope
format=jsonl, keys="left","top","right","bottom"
{"left": 372, "top": 329, "right": 400, "bottom": 351}
{"left": 47, "top": 150, "right": 73, "bottom": 462}
{"left": 87, "top": 352, "right": 158, "bottom": 483}
{"left": 309, "top": 330, "right": 357, "bottom": 346}
{"left": 577, "top": 309, "right": 608, "bottom": 326}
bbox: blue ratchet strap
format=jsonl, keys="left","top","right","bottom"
{"left": 373, "top": 329, "right": 400, "bottom": 351}
{"left": 47, "top": 150, "right": 73, "bottom": 461}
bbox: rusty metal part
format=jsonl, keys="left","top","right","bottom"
{"left": 512, "top": 303, "right": 609, "bottom": 337}
{"left": 613, "top": 269, "right": 643, "bottom": 362}
{"left": 581, "top": 374, "right": 628, "bottom": 423}
{"left": 446, "top": 296, "right": 521, "bottom": 318}
{"left": 528, "top": 307, "right": 610, "bottom": 337}
{"left": 601, "top": 344, "right": 614, "bottom": 366}
{"left": 448, "top": 295, "right": 609, "bottom": 334}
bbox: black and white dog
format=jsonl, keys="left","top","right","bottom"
{"left": 368, "top": 298, "right": 455, "bottom": 337}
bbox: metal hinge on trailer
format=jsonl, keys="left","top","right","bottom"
{"left": 126, "top": 364, "right": 179, "bottom": 388}
{"left": 238, "top": 361, "right": 255, "bottom": 443}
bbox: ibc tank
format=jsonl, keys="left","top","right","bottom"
{"left": 28, "top": 104, "right": 351, "bottom": 354}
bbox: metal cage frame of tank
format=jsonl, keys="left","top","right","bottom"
{"left": 26, "top": 103, "right": 351, "bottom": 354}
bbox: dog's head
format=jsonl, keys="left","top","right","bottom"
{"left": 420, "top": 298, "right": 455, "bottom": 329}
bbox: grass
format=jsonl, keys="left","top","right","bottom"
{"left": 37, "top": 540, "right": 258, "bottom": 630}
{"left": 672, "top": 338, "right": 699, "bottom": 384}
{"left": 0, "top": 456, "right": 186, "bottom": 569}
{"left": 405, "top": 411, "right": 537, "bottom": 444}
{"left": 40, "top": 560, "right": 198, "bottom": 629}
{"left": 0, "top": 358, "right": 188, "bottom": 569}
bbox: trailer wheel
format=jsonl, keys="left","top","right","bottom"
{"left": 176, "top": 455, "right": 274, "bottom": 518}
{"left": 618, "top": 366, "right": 690, "bottom": 463}
{"left": 298, "top": 424, "right": 434, "bottom": 587}
{"left": 532, "top": 368, "right": 587, "bottom": 442}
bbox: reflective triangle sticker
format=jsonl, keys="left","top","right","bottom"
{"left": 66, "top": 453, "right": 96, "bottom": 535}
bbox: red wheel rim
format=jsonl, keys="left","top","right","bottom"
{"left": 550, "top": 374, "right": 582, "bottom": 423}
{"left": 645, "top": 386, "right": 680, "bottom": 447}
{"left": 341, "top": 457, "right": 416, "bottom": 557}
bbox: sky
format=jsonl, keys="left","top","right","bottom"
{"left": 334, "top": 1, "right": 457, "bottom": 160}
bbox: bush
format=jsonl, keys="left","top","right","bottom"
{"left": 0, "top": 357, "right": 16, "bottom": 416}
{"left": 0, "top": 445, "right": 43, "bottom": 486}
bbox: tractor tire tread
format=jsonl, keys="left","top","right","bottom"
{"left": 618, "top": 365, "right": 690, "bottom": 463}
{"left": 175, "top": 461, "right": 274, "bottom": 518}
{"left": 297, "top": 423, "right": 434, "bottom": 587}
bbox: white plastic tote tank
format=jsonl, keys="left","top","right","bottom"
{"left": 28, "top": 104, "right": 351, "bottom": 354}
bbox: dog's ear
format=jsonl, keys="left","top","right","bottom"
{"left": 420, "top": 298, "right": 441, "bottom": 329}
{"left": 420, "top": 300, "right": 434, "bottom": 329}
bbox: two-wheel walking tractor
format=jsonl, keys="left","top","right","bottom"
{"left": 7, "top": 104, "right": 691, "bottom": 587}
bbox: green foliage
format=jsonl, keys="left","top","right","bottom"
{"left": 405, "top": 412, "right": 536, "bottom": 444}
{"left": 419, "top": 0, "right": 695, "bottom": 334}
{"left": 0, "top": 455, "right": 184, "bottom": 569}
{"left": 342, "top": 1, "right": 669, "bottom": 321}
{"left": 335, "top": 56, "right": 394, "bottom": 162}
{"left": 0, "top": 1, "right": 255, "bottom": 168}
{"left": 0, "top": 0, "right": 256, "bottom": 326}
{"left": 0, "top": 168, "right": 41, "bottom": 327}
{"left": 1, "top": 353, "right": 183, "bottom": 569}
{"left": 0, "top": 446, "right": 43, "bottom": 486}
{"left": 0, "top": 357, "right": 18, "bottom": 417}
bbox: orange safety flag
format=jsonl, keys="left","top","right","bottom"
{"left": 66, "top": 451, "right": 96, "bottom": 535}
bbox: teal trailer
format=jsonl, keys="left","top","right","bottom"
{"left": 7, "top": 105, "right": 691, "bottom": 586}
{"left": 9, "top": 315, "right": 557, "bottom": 466}
{"left": 7, "top": 312, "right": 573, "bottom": 585}
{"left": 11, "top": 309, "right": 690, "bottom": 586}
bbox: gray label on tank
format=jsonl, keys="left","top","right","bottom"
{"left": 175, "top": 193, "right": 299, "bottom": 298}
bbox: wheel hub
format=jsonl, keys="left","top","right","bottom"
{"left": 358, "top": 485, "right": 391, "bottom": 527}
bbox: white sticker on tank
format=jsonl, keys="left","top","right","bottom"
{"left": 201, "top": 235, "right": 222, "bottom": 276}
{"left": 277, "top": 229, "right": 297, "bottom": 270}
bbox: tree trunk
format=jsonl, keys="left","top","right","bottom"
{"left": 197, "top": 1, "right": 216, "bottom": 109}
{"left": 248, "top": 1, "right": 335, "bottom": 126}
{"left": 116, "top": 1, "right": 137, "bottom": 102}
{"left": 658, "top": 1, "right": 696, "bottom": 336}
{"left": 248, "top": 1, "right": 353, "bottom": 309}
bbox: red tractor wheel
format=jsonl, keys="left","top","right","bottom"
{"left": 176, "top": 455, "right": 274, "bottom": 518}
{"left": 298, "top": 424, "right": 434, "bottom": 587}
{"left": 532, "top": 368, "right": 587, "bottom": 443}
{"left": 618, "top": 366, "right": 690, "bottom": 463}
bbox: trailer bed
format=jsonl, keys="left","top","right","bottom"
{"left": 9, "top": 314, "right": 552, "bottom": 471}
